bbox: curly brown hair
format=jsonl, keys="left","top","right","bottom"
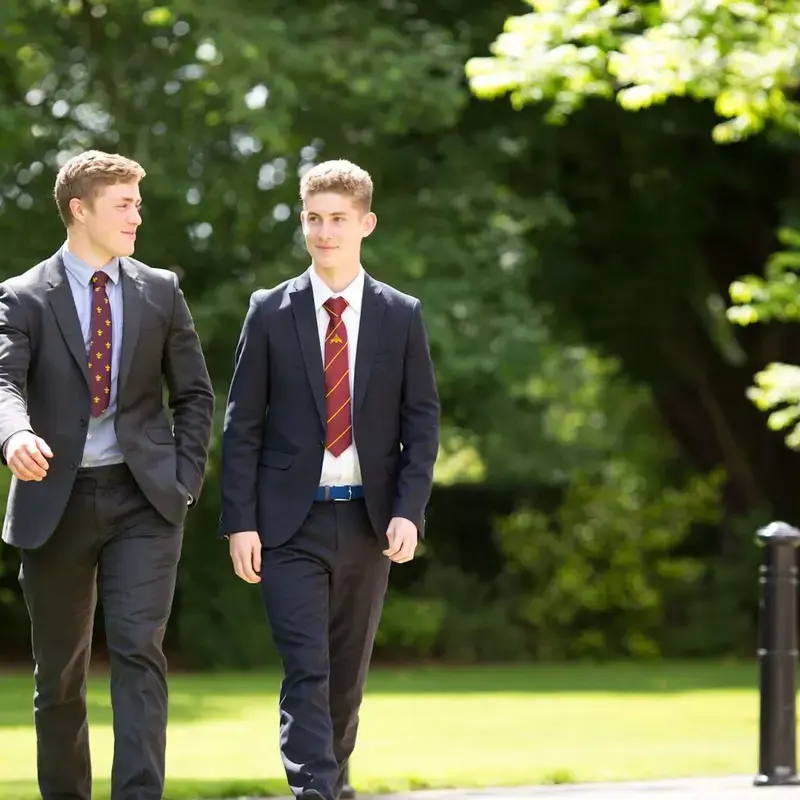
{"left": 300, "top": 159, "right": 372, "bottom": 213}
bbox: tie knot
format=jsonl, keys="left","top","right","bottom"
{"left": 324, "top": 297, "right": 347, "bottom": 317}
{"left": 91, "top": 271, "right": 109, "bottom": 288}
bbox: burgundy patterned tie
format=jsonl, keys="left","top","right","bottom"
{"left": 323, "top": 297, "right": 352, "bottom": 456}
{"left": 88, "top": 271, "right": 112, "bottom": 416}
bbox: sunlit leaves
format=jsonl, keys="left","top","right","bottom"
{"left": 727, "top": 226, "right": 800, "bottom": 325}
{"left": 466, "top": 0, "right": 628, "bottom": 121}
{"left": 143, "top": 6, "right": 174, "bottom": 27}
{"left": 728, "top": 227, "right": 800, "bottom": 447}
{"left": 745, "top": 363, "right": 800, "bottom": 449}
{"left": 467, "top": 0, "right": 800, "bottom": 142}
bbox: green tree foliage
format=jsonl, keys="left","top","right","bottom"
{"left": 0, "top": 0, "right": 770, "bottom": 663}
{"left": 497, "top": 465, "right": 722, "bottom": 659}
{"left": 466, "top": 0, "right": 800, "bottom": 452}
{"left": 467, "top": 0, "right": 800, "bottom": 531}
{"left": 466, "top": 0, "right": 800, "bottom": 143}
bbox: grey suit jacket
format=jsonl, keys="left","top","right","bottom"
{"left": 0, "top": 251, "right": 214, "bottom": 549}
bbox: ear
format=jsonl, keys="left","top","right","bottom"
{"left": 69, "top": 197, "right": 86, "bottom": 223}
{"left": 361, "top": 212, "right": 377, "bottom": 237}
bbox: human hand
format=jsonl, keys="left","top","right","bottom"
{"left": 383, "top": 517, "right": 418, "bottom": 563}
{"left": 5, "top": 431, "right": 53, "bottom": 481}
{"left": 229, "top": 531, "right": 262, "bottom": 583}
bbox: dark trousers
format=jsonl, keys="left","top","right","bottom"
{"left": 18, "top": 463, "right": 183, "bottom": 800}
{"left": 261, "top": 499, "right": 391, "bottom": 800}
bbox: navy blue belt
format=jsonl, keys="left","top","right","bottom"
{"left": 315, "top": 485, "right": 364, "bottom": 502}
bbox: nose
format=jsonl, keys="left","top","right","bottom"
{"left": 319, "top": 221, "right": 336, "bottom": 239}
{"left": 129, "top": 207, "right": 142, "bottom": 226}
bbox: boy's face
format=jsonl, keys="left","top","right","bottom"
{"left": 301, "top": 192, "right": 376, "bottom": 271}
{"left": 71, "top": 181, "right": 142, "bottom": 260}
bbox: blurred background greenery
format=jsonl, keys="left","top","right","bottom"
{"left": 1, "top": 0, "right": 800, "bottom": 673}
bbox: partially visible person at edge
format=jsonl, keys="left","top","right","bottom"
{"left": 219, "top": 159, "right": 440, "bottom": 800}
{"left": 0, "top": 149, "right": 215, "bottom": 800}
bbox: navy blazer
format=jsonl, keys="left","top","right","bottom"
{"left": 218, "top": 270, "right": 440, "bottom": 547}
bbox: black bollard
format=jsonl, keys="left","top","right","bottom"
{"left": 341, "top": 764, "right": 355, "bottom": 799}
{"left": 754, "top": 521, "right": 800, "bottom": 786}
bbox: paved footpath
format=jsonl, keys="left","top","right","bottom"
{"left": 368, "top": 776, "right": 800, "bottom": 799}
{"left": 258, "top": 777, "right": 800, "bottom": 800}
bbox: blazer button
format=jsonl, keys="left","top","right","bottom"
{"left": 80, "top": 418, "right": 87, "bottom": 428}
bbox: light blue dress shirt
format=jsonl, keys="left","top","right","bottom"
{"left": 61, "top": 244, "right": 125, "bottom": 467}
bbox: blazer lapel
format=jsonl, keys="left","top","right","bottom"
{"left": 353, "top": 274, "right": 386, "bottom": 417}
{"left": 46, "top": 253, "right": 90, "bottom": 388}
{"left": 117, "top": 259, "right": 143, "bottom": 397}
{"left": 289, "top": 272, "right": 326, "bottom": 429}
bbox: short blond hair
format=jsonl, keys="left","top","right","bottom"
{"left": 54, "top": 150, "right": 146, "bottom": 226}
{"left": 300, "top": 159, "right": 373, "bottom": 212}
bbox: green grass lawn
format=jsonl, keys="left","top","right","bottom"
{"left": 0, "top": 660, "right": 771, "bottom": 799}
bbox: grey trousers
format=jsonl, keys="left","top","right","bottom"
{"left": 18, "top": 463, "right": 182, "bottom": 800}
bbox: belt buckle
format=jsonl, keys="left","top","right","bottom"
{"left": 334, "top": 485, "right": 352, "bottom": 502}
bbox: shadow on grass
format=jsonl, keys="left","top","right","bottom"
{"left": 0, "top": 660, "right": 765, "bottom": 729}
{"left": 0, "top": 670, "right": 283, "bottom": 728}
{"left": 364, "top": 660, "right": 762, "bottom": 696}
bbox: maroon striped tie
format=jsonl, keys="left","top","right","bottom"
{"left": 322, "top": 297, "right": 352, "bottom": 456}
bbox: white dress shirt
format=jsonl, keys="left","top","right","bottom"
{"left": 308, "top": 266, "right": 364, "bottom": 486}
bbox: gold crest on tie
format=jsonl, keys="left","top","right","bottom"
{"left": 330, "top": 334, "right": 343, "bottom": 344}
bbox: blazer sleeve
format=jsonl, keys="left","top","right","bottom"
{"left": 393, "top": 299, "right": 440, "bottom": 534}
{"left": 163, "top": 273, "right": 215, "bottom": 504}
{"left": 0, "top": 283, "right": 34, "bottom": 462}
{"left": 218, "top": 290, "right": 269, "bottom": 536}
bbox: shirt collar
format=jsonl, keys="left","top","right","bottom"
{"left": 61, "top": 243, "right": 121, "bottom": 287}
{"left": 308, "top": 266, "right": 365, "bottom": 315}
